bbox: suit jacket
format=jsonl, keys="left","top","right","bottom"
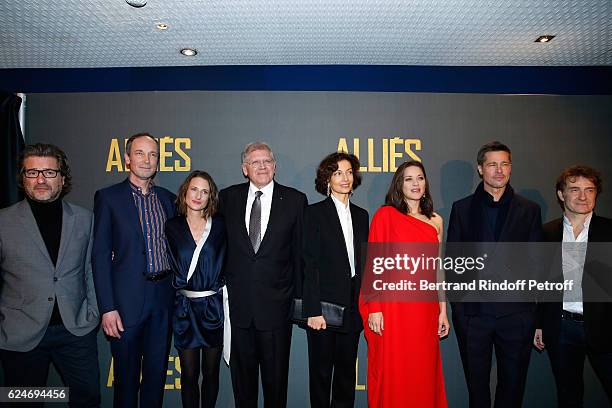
{"left": 538, "top": 214, "right": 612, "bottom": 352}
{"left": 0, "top": 199, "right": 99, "bottom": 352}
{"left": 219, "top": 181, "right": 307, "bottom": 331}
{"left": 92, "top": 179, "right": 176, "bottom": 326}
{"left": 447, "top": 183, "right": 542, "bottom": 317}
{"left": 302, "top": 197, "right": 369, "bottom": 332}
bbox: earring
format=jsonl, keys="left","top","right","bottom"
{"left": 327, "top": 184, "right": 331, "bottom": 196}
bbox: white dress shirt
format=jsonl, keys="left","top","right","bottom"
{"left": 562, "top": 213, "right": 592, "bottom": 314}
{"left": 331, "top": 195, "right": 356, "bottom": 277}
{"left": 245, "top": 181, "right": 274, "bottom": 240}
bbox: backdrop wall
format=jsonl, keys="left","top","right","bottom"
{"left": 21, "top": 90, "right": 612, "bottom": 407}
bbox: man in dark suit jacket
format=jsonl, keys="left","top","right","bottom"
{"left": 447, "top": 141, "right": 542, "bottom": 408}
{"left": 534, "top": 165, "right": 612, "bottom": 407}
{"left": 219, "top": 142, "right": 307, "bottom": 408}
{"left": 0, "top": 143, "right": 100, "bottom": 407}
{"left": 92, "top": 133, "right": 176, "bottom": 408}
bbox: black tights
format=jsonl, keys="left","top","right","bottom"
{"left": 178, "top": 346, "right": 222, "bottom": 408}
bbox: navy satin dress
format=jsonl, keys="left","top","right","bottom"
{"left": 165, "top": 214, "right": 227, "bottom": 350}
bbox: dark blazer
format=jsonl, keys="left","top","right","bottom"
{"left": 219, "top": 181, "right": 307, "bottom": 331}
{"left": 92, "top": 179, "right": 176, "bottom": 326}
{"left": 538, "top": 214, "right": 612, "bottom": 352}
{"left": 447, "top": 184, "right": 542, "bottom": 317}
{"left": 302, "top": 197, "right": 369, "bottom": 332}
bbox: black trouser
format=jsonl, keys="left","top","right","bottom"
{"left": 453, "top": 310, "right": 535, "bottom": 408}
{"left": 0, "top": 324, "right": 100, "bottom": 408}
{"left": 547, "top": 316, "right": 612, "bottom": 407}
{"left": 230, "top": 323, "right": 292, "bottom": 408}
{"left": 306, "top": 324, "right": 360, "bottom": 408}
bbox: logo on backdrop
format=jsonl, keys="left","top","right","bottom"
{"left": 105, "top": 137, "right": 192, "bottom": 172}
{"left": 337, "top": 137, "right": 422, "bottom": 172}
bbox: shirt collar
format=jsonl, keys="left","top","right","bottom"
{"left": 249, "top": 180, "right": 274, "bottom": 196}
{"left": 563, "top": 212, "right": 593, "bottom": 229}
{"left": 129, "top": 178, "right": 155, "bottom": 195}
{"left": 330, "top": 194, "right": 350, "bottom": 212}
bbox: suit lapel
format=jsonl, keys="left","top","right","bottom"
{"left": 55, "top": 201, "right": 75, "bottom": 270}
{"left": 258, "top": 183, "right": 281, "bottom": 254}
{"left": 325, "top": 197, "right": 351, "bottom": 268}
{"left": 498, "top": 199, "right": 518, "bottom": 242}
{"left": 17, "top": 200, "right": 53, "bottom": 266}
{"left": 349, "top": 203, "right": 362, "bottom": 277}
{"left": 587, "top": 213, "right": 601, "bottom": 242}
{"left": 237, "top": 182, "right": 252, "bottom": 252}
{"left": 122, "top": 180, "right": 146, "bottom": 241}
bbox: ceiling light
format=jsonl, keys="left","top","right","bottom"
{"left": 535, "top": 35, "right": 555, "bottom": 43}
{"left": 180, "top": 48, "right": 197, "bottom": 56}
{"left": 156, "top": 23, "right": 168, "bottom": 30}
{"left": 125, "top": 0, "right": 147, "bottom": 7}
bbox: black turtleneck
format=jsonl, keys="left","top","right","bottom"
{"left": 27, "top": 196, "right": 63, "bottom": 325}
{"left": 473, "top": 182, "right": 514, "bottom": 242}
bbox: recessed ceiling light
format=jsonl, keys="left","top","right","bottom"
{"left": 156, "top": 23, "right": 168, "bottom": 30}
{"left": 535, "top": 35, "right": 555, "bottom": 43}
{"left": 180, "top": 48, "right": 197, "bottom": 56}
{"left": 125, "top": 0, "right": 147, "bottom": 7}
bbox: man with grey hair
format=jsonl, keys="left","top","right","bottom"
{"left": 220, "top": 142, "right": 307, "bottom": 408}
{"left": 0, "top": 143, "right": 100, "bottom": 406}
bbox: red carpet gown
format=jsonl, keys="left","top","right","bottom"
{"left": 359, "top": 206, "right": 447, "bottom": 407}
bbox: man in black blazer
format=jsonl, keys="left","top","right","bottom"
{"left": 447, "top": 141, "right": 542, "bottom": 408}
{"left": 534, "top": 165, "right": 612, "bottom": 407}
{"left": 219, "top": 142, "right": 307, "bottom": 408}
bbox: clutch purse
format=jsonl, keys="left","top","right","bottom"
{"left": 292, "top": 298, "right": 345, "bottom": 329}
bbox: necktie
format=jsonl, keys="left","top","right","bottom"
{"left": 249, "top": 191, "right": 263, "bottom": 252}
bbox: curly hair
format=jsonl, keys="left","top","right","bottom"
{"left": 18, "top": 143, "right": 72, "bottom": 198}
{"left": 176, "top": 170, "right": 219, "bottom": 218}
{"left": 314, "top": 152, "right": 362, "bottom": 196}
{"left": 384, "top": 160, "right": 434, "bottom": 219}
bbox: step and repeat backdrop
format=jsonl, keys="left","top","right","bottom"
{"left": 23, "top": 91, "right": 612, "bottom": 407}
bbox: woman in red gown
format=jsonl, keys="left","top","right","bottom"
{"left": 359, "top": 160, "right": 449, "bottom": 407}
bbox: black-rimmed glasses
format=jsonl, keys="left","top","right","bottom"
{"left": 23, "top": 168, "right": 61, "bottom": 178}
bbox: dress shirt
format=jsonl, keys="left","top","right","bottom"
{"left": 245, "top": 181, "right": 274, "bottom": 240}
{"left": 331, "top": 195, "right": 355, "bottom": 277}
{"left": 562, "top": 213, "right": 591, "bottom": 314}
{"left": 130, "top": 180, "right": 171, "bottom": 275}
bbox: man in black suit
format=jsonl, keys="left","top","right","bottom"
{"left": 534, "top": 165, "right": 612, "bottom": 407}
{"left": 447, "top": 141, "right": 542, "bottom": 408}
{"left": 219, "top": 142, "right": 307, "bottom": 408}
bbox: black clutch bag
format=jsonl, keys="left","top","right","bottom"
{"left": 292, "top": 298, "right": 345, "bottom": 329}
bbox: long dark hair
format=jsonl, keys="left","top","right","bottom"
{"left": 384, "top": 160, "right": 434, "bottom": 219}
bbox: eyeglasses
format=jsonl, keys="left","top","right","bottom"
{"left": 23, "top": 168, "right": 61, "bottom": 178}
{"left": 246, "top": 159, "right": 275, "bottom": 168}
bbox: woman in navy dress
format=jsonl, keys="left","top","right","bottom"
{"left": 165, "top": 170, "right": 226, "bottom": 408}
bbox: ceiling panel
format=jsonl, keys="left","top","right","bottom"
{"left": 0, "top": 0, "right": 610, "bottom": 68}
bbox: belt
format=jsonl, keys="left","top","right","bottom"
{"left": 146, "top": 270, "right": 171, "bottom": 281}
{"left": 180, "top": 289, "right": 217, "bottom": 298}
{"left": 561, "top": 310, "right": 584, "bottom": 322}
